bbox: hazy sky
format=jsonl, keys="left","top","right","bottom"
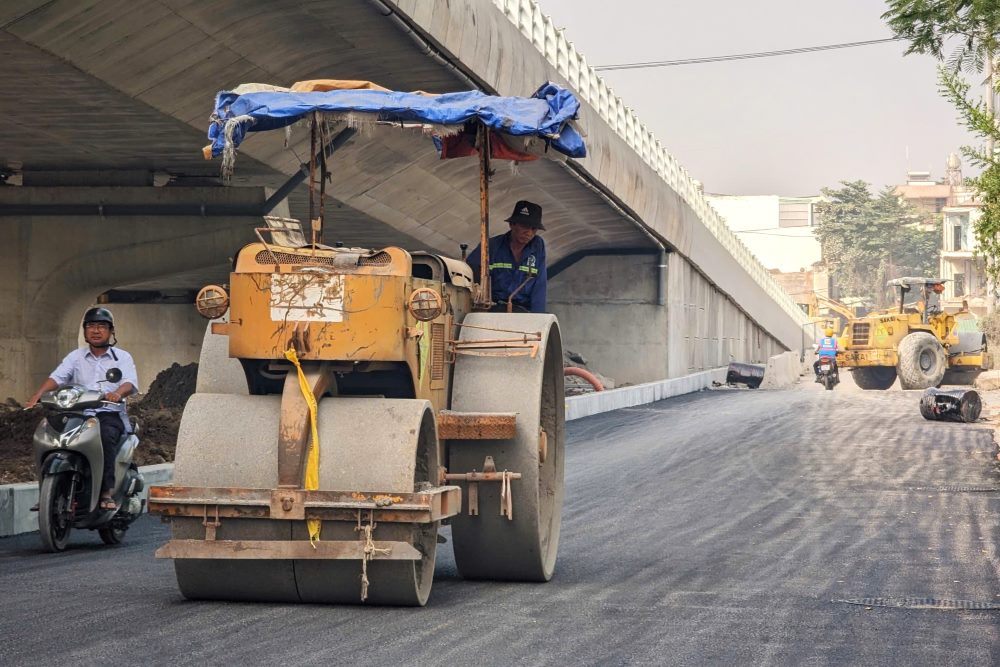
{"left": 537, "top": 0, "right": 979, "bottom": 196}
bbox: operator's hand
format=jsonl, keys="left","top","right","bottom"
{"left": 105, "top": 391, "right": 123, "bottom": 403}
{"left": 24, "top": 395, "right": 39, "bottom": 409}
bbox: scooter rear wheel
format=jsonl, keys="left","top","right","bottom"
{"left": 38, "top": 473, "right": 73, "bottom": 552}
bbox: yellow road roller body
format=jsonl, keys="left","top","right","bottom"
{"left": 148, "top": 240, "right": 566, "bottom": 606}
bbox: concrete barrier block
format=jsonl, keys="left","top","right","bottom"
{"left": 12, "top": 484, "right": 37, "bottom": 534}
{"left": 0, "top": 463, "right": 175, "bottom": 538}
{"left": 0, "top": 486, "right": 11, "bottom": 535}
{"left": 760, "top": 351, "right": 800, "bottom": 389}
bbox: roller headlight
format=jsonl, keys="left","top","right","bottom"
{"left": 195, "top": 284, "right": 230, "bottom": 319}
{"left": 408, "top": 288, "right": 443, "bottom": 321}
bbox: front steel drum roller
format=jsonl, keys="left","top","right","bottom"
{"left": 449, "top": 313, "right": 566, "bottom": 581}
{"left": 169, "top": 394, "right": 439, "bottom": 605}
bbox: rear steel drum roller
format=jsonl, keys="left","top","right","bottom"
{"left": 170, "top": 394, "right": 439, "bottom": 605}
{"left": 449, "top": 313, "right": 565, "bottom": 581}
{"left": 295, "top": 398, "right": 440, "bottom": 606}
{"left": 171, "top": 394, "right": 297, "bottom": 601}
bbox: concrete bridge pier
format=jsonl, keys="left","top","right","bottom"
{"left": 550, "top": 250, "right": 782, "bottom": 386}
{"left": 0, "top": 185, "right": 271, "bottom": 401}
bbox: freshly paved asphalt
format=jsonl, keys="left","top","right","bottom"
{"left": 2, "top": 383, "right": 999, "bottom": 666}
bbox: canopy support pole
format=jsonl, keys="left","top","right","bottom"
{"left": 308, "top": 113, "right": 319, "bottom": 246}
{"left": 477, "top": 122, "right": 492, "bottom": 309}
{"left": 262, "top": 128, "right": 356, "bottom": 215}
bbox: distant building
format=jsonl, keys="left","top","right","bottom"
{"left": 940, "top": 191, "right": 990, "bottom": 315}
{"left": 896, "top": 154, "right": 993, "bottom": 315}
{"left": 893, "top": 170, "right": 955, "bottom": 219}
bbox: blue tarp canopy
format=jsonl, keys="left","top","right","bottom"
{"left": 207, "top": 82, "right": 586, "bottom": 161}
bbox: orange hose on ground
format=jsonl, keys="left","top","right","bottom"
{"left": 564, "top": 366, "right": 604, "bottom": 392}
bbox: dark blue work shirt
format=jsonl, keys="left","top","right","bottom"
{"left": 466, "top": 232, "right": 547, "bottom": 312}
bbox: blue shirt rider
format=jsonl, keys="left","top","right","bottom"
{"left": 466, "top": 200, "right": 547, "bottom": 313}
{"left": 814, "top": 327, "right": 839, "bottom": 379}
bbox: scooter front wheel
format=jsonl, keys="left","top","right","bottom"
{"left": 38, "top": 473, "right": 74, "bottom": 552}
{"left": 98, "top": 526, "right": 126, "bottom": 545}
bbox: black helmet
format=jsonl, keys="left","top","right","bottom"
{"left": 82, "top": 306, "right": 114, "bottom": 329}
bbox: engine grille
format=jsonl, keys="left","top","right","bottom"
{"left": 358, "top": 251, "right": 392, "bottom": 266}
{"left": 851, "top": 322, "right": 871, "bottom": 346}
{"left": 254, "top": 249, "right": 338, "bottom": 266}
{"left": 431, "top": 323, "right": 445, "bottom": 380}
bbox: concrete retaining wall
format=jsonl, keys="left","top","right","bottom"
{"left": 565, "top": 367, "right": 727, "bottom": 420}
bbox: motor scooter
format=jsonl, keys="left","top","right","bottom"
{"left": 32, "top": 367, "right": 144, "bottom": 552}
{"left": 816, "top": 358, "right": 839, "bottom": 391}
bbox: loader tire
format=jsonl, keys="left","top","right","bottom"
{"left": 897, "top": 332, "right": 947, "bottom": 390}
{"left": 448, "top": 313, "right": 565, "bottom": 582}
{"left": 851, "top": 366, "right": 897, "bottom": 390}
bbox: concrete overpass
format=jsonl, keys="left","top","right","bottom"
{"left": 0, "top": 0, "right": 808, "bottom": 399}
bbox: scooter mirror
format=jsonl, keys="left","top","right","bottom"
{"left": 105, "top": 367, "right": 122, "bottom": 384}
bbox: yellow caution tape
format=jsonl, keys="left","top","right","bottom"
{"left": 283, "top": 347, "right": 322, "bottom": 546}
{"left": 417, "top": 320, "right": 430, "bottom": 382}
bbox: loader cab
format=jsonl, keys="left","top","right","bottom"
{"left": 888, "top": 277, "right": 946, "bottom": 324}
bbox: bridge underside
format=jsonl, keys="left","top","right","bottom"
{"left": 0, "top": 0, "right": 795, "bottom": 399}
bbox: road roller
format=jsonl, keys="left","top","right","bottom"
{"left": 148, "top": 78, "right": 586, "bottom": 605}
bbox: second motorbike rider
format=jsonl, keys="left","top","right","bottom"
{"left": 813, "top": 326, "right": 839, "bottom": 383}
{"left": 26, "top": 307, "right": 138, "bottom": 510}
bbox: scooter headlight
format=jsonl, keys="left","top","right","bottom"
{"left": 55, "top": 387, "right": 82, "bottom": 408}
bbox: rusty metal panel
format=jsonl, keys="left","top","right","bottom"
{"left": 156, "top": 539, "right": 421, "bottom": 560}
{"left": 227, "top": 272, "right": 407, "bottom": 360}
{"left": 437, "top": 410, "right": 517, "bottom": 439}
{"left": 148, "top": 485, "right": 462, "bottom": 523}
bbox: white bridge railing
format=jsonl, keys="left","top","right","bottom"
{"left": 494, "top": 0, "right": 808, "bottom": 324}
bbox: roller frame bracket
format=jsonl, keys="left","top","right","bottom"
{"left": 270, "top": 489, "right": 305, "bottom": 520}
{"left": 149, "top": 485, "right": 462, "bottom": 524}
{"left": 155, "top": 539, "right": 421, "bottom": 561}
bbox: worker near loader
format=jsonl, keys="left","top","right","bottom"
{"left": 25, "top": 307, "right": 138, "bottom": 510}
{"left": 466, "top": 200, "right": 547, "bottom": 312}
{"left": 813, "top": 327, "right": 839, "bottom": 382}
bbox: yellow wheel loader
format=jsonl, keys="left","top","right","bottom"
{"left": 147, "top": 79, "right": 585, "bottom": 604}
{"left": 838, "top": 278, "right": 988, "bottom": 390}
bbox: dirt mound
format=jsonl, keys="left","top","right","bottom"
{"left": 0, "top": 362, "right": 198, "bottom": 484}
{"left": 0, "top": 401, "right": 46, "bottom": 484}
{"left": 142, "top": 362, "right": 197, "bottom": 409}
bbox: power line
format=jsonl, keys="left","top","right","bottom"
{"left": 592, "top": 37, "right": 905, "bottom": 72}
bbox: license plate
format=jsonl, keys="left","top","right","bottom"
{"left": 820, "top": 364, "right": 831, "bottom": 371}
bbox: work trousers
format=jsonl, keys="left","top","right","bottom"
{"left": 96, "top": 412, "right": 124, "bottom": 493}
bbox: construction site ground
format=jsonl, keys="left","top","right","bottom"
{"left": 2, "top": 377, "right": 999, "bottom": 664}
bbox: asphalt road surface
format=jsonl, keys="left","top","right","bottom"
{"left": 3, "top": 383, "right": 999, "bottom": 666}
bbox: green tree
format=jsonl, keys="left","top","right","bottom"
{"left": 883, "top": 1, "right": 1000, "bottom": 72}
{"left": 814, "top": 181, "right": 939, "bottom": 308}
{"left": 883, "top": 1, "right": 1000, "bottom": 292}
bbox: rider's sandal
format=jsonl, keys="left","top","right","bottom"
{"left": 99, "top": 497, "right": 116, "bottom": 511}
